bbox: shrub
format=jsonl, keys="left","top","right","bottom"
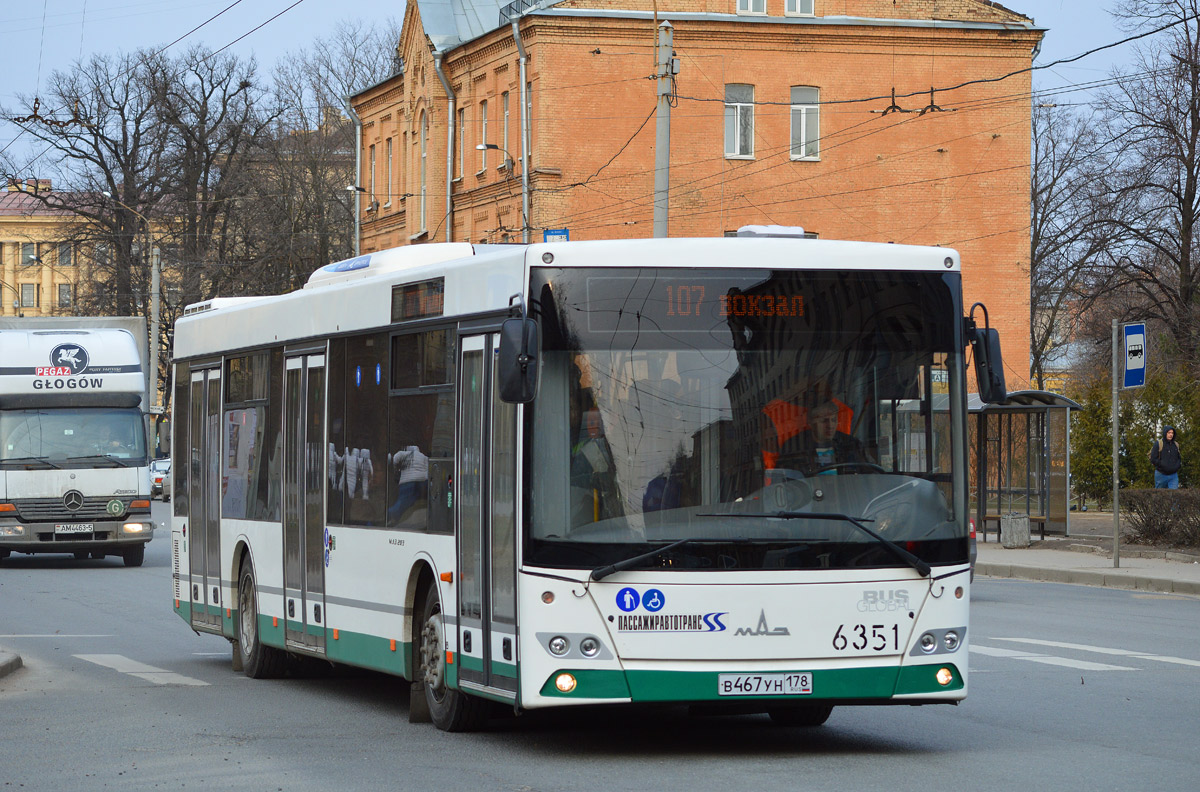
{"left": 1121, "top": 489, "right": 1200, "bottom": 548}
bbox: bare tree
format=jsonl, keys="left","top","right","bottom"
{"left": 1029, "top": 102, "right": 1115, "bottom": 387}
{"left": 1095, "top": 0, "right": 1200, "bottom": 369}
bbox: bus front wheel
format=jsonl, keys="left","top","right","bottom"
{"left": 768, "top": 703, "right": 834, "bottom": 727}
{"left": 418, "top": 582, "right": 488, "bottom": 732}
{"left": 238, "top": 557, "right": 286, "bottom": 679}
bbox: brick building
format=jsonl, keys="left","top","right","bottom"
{"left": 350, "top": 0, "right": 1042, "bottom": 379}
{"left": 0, "top": 180, "right": 80, "bottom": 317}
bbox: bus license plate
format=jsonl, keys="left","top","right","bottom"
{"left": 718, "top": 673, "right": 812, "bottom": 696}
{"left": 55, "top": 523, "right": 94, "bottom": 534}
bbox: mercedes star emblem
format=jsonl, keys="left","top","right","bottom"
{"left": 63, "top": 490, "right": 85, "bottom": 511}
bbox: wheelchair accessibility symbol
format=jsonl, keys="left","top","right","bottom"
{"left": 643, "top": 588, "right": 665, "bottom": 612}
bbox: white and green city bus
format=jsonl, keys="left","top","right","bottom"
{"left": 170, "top": 232, "right": 1005, "bottom": 730}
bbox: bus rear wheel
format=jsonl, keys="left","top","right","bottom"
{"left": 418, "top": 582, "right": 488, "bottom": 732}
{"left": 768, "top": 703, "right": 834, "bottom": 727}
{"left": 238, "top": 557, "right": 286, "bottom": 679}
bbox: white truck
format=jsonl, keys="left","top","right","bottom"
{"left": 0, "top": 317, "right": 154, "bottom": 566}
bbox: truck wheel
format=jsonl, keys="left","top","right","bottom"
{"left": 123, "top": 545, "right": 145, "bottom": 567}
{"left": 419, "top": 581, "right": 488, "bottom": 731}
{"left": 238, "top": 557, "right": 286, "bottom": 679}
{"left": 74, "top": 551, "right": 90, "bottom": 560}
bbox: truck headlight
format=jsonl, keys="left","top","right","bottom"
{"left": 0, "top": 525, "right": 25, "bottom": 537}
{"left": 122, "top": 522, "right": 149, "bottom": 534}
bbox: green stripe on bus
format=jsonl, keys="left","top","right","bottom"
{"left": 327, "top": 629, "right": 410, "bottom": 677}
{"left": 895, "top": 663, "right": 964, "bottom": 694}
{"left": 459, "top": 654, "right": 485, "bottom": 673}
{"left": 539, "top": 666, "right": 944, "bottom": 701}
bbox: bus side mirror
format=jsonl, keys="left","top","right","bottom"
{"left": 971, "top": 326, "right": 1007, "bottom": 404}
{"left": 498, "top": 317, "right": 539, "bottom": 403}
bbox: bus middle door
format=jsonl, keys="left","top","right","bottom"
{"left": 456, "top": 333, "right": 518, "bottom": 700}
{"left": 283, "top": 351, "right": 328, "bottom": 655}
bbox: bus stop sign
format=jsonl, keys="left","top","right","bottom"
{"left": 1123, "top": 322, "right": 1146, "bottom": 388}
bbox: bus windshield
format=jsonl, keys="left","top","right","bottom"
{"left": 525, "top": 266, "right": 967, "bottom": 572}
{"left": 0, "top": 407, "right": 148, "bottom": 467}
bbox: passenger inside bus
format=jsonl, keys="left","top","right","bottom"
{"left": 569, "top": 399, "right": 621, "bottom": 525}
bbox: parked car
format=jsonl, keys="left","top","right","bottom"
{"left": 151, "top": 458, "right": 172, "bottom": 501}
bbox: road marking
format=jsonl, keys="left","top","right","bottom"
{"left": 992, "top": 638, "right": 1200, "bottom": 668}
{"left": 970, "top": 644, "right": 1138, "bottom": 671}
{"left": 0, "top": 634, "right": 114, "bottom": 638}
{"left": 74, "top": 654, "right": 209, "bottom": 686}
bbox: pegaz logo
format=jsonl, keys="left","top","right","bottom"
{"left": 38, "top": 344, "right": 90, "bottom": 377}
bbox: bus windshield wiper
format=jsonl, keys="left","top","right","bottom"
{"left": 0, "top": 456, "right": 60, "bottom": 469}
{"left": 703, "top": 510, "right": 931, "bottom": 577}
{"left": 590, "top": 537, "right": 706, "bottom": 582}
{"left": 65, "top": 454, "right": 131, "bottom": 467}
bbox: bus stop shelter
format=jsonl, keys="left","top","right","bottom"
{"left": 969, "top": 390, "right": 1081, "bottom": 541}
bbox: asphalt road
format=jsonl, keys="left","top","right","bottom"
{"left": 1, "top": 502, "right": 1197, "bottom": 791}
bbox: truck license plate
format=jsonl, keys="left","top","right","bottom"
{"left": 54, "top": 523, "right": 94, "bottom": 534}
{"left": 718, "top": 672, "right": 812, "bottom": 696}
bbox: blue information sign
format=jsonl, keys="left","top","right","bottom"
{"left": 543, "top": 228, "right": 569, "bottom": 243}
{"left": 1123, "top": 323, "right": 1146, "bottom": 389}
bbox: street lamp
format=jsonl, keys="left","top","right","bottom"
{"left": 101, "top": 191, "right": 161, "bottom": 424}
{"left": 475, "top": 144, "right": 529, "bottom": 242}
{"left": 475, "top": 142, "right": 515, "bottom": 171}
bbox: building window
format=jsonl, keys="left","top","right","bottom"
{"left": 58, "top": 283, "right": 72, "bottom": 308}
{"left": 457, "top": 108, "right": 466, "bottom": 179}
{"left": 790, "top": 86, "right": 820, "bottom": 160}
{"left": 479, "top": 100, "right": 488, "bottom": 171}
{"left": 737, "top": 0, "right": 766, "bottom": 14}
{"left": 724, "top": 84, "right": 754, "bottom": 158}
{"left": 502, "top": 91, "right": 509, "bottom": 165}
{"left": 785, "top": 0, "right": 815, "bottom": 15}
{"left": 527, "top": 81, "right": 533, "bottom": 156}
{"left": 57, "top": 242, "right": 72, "bottom": 267}
{"left": 420, "top": 112, "right": 428, "bottom": 232}
{"left": 20, "top": 242, "right": 36, "bottom": 266}
{"left": 368, "top": 144, "right": 376, "bottom": 209}
{"left": 94, "top": 243, "right": 109, "bottom": 267}
{"left": 20, "top": 283, "right": 36, "bottom": 308}
{"left": 385, "top": 138, "right": 393, "bottom": 206}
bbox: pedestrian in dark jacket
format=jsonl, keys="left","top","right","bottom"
{"left": 1150, "top": 426, "right": 1182, "bottom": 489}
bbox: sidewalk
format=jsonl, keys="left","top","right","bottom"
{"left": 0, "top": 648, "right": 22, "bottom": 680}
{"left": 976, "top": 537, "right": 1200, "bottom": 595}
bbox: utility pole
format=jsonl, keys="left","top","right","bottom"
{"left": 653, "top": 21, "right": 674, "bottom": 238}
{"left": 150, "top": 244, "right": 161, "bottom": 454}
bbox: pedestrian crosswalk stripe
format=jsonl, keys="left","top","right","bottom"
{"left": 969, "top": 644, "right": 1138, "bottom": 671}
{"left": 991, "top": 638, "right": 1200, "bottom": 667}
{"left": 74, "top": 654, "right": 209, "bottom": 686}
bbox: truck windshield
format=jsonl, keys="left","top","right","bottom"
{"left": 524, "top": 266, "right": 967, "bottom": 572}
{"left": 0, "top": 407, "right": 148, "bottom": 467}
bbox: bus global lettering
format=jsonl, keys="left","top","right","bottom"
{"left": 32, "top": 377, "right": 105, "bottom": 389}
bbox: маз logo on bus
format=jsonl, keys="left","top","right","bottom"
{"left": 43, "top": 344, "right": 89, "bottom": 376}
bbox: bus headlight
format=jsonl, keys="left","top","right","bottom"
{"left": 548, "top": 636, "right": 569, "bottom": 656}
{"left": 580, "top": 637, "right": 600, "bottom": 657}
{"left": 555, "top": 673, "right": 577, "bottom": 693}
{"left": 919, "top": 633, "right": 937, "bottom": 653}
{"left": 936, "top": 667, "right": 955, "bottom": 686}
{"left": 943, "top": 631, "right": 961, "bottom": 652}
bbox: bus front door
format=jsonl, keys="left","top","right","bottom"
{"left": 283, "top": 352, "right": 327, "bottom": 654}
{"left": 456, "top": 334, "right": 518, "bottom": 700}
{"left": 188, "top": 367, "right": 222, "bottom": 632}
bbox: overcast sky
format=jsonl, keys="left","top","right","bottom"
{"left": 0, "top": 0, "right": 1143, "bottom": 168}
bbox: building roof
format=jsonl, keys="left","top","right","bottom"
{"left": 415, "top": 0, "right": 1040, "bottom": 53}
{"left": 0, "top": 190, "right": 72, "bottom": 218}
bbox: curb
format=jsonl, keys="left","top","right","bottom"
{"left": 976, "top": 562, "right": 1200, "bottom": 596}
{"left": 0, "top": 651, "right": 23, "bottom": 680}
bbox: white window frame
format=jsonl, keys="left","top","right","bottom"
{"left": 785, "top": 0, "right": 815, "bottom": 16}
{"left": 385, "top": 138, "right": 393, "bottom": 206}
{"left": 368, "top": 144, "right": 376, "bottom": 210}
{"left": 20, "top": 242, "right": 36, "bottom": 266}
{"left": 737, "top": 0, "right": 767, "bottom": 16}
{"left": 20, "top": 283, "right": 36, "bottom": 308}
{"left": 58, "top": 283, "right": 72, "bottom": 308}
{"left": 501, "top": 91, "right": 510, "bottom": 168}
{"left": 479, "top": 100, "right": 488, "bottom": 173}
{"left": 790, "top": 86, "right": 820, "bottom": 161}
{"left": 724, "top": 84, "right": 755, "bottom": 159}
{"left": 420, "top": 112, "right": 428, "bottom": 232}
{"left": 457, "top": 108, "right": 465, "bottom": 179}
